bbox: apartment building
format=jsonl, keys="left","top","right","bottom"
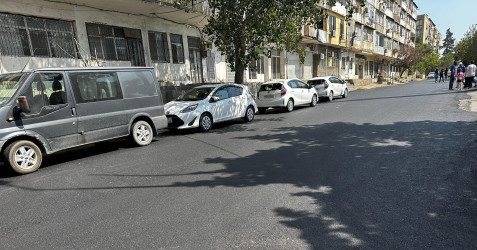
{"left": 299, "top": 0, "right": 418, "bottom": 81}
{"left": 416, "top": 14, "right": 442, "bottom": 54}
{"left": 0, "top": 0, "right": 216, "bottom": 85}
{"left": 0, "top": 0, "right": 421, "bottom": 85}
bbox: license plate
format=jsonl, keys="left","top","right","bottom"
{"left": 167, "top": 117, "right": 172, "bottom": 123}
{"left": 265, "top": 95, "right": 274, "bottom": 98}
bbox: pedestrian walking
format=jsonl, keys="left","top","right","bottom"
{"left": 439, "top": 69, "right": 444, "bottom": 82}
{"left": 457, "top": 68, "right": 464, "bottom": 90}
{"left": 444, "top": 67, "right": 448, "bottom": 81}
{"left": 434, "top": 68, "right": 438, "bottom": 83}
{"left": 458, "top": 62, "right": 466, "bottom": 87}
{"left": 449, "top": 61, "right": 457, "bottom": 90}
{"left": 465, "top": 60, "right": 476, "bottom": 89}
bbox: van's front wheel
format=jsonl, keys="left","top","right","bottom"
{"left": 131, "top": 120, "right": 153, "bottom": 146}
{"left": 3, "top": 140, "right": 42, "bottom": 174}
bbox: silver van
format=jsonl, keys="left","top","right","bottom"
{"left": 0, "top": 67, "right": 167, "bottom": 174}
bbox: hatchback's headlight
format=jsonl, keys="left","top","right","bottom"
{"left": 181, "top": 104, "right": 198, "bottom": 113}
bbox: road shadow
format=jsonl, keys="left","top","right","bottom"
{"left": 2, "top": 120, "right": 477, "bottom": 248}
{"left": 161, "top": 120, "right": 477, "bottom": 248}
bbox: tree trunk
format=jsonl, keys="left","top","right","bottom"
{"left": 234, "top": 63, "right": 245, "bottom": 84}
{"left": 233, "top": 28, "right": 246, "bottom": 84}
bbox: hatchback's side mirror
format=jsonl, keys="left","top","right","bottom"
{"left": 17, "top": 96, "right": 31, "bottom": 113}
{"left": 210, "top": 96, "right": 220, "bottom": 103}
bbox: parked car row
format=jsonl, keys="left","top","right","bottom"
{"left": 0, "top": 67, "right": 349, "bottom": 175}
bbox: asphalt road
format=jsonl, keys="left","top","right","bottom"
{"left": 1, "top": 79, "right": 477, "bottom": 249}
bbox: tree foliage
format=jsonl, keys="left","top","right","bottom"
{"left": 176, "top": 0, "right": 365, "bottom": 83}
{"left": 391, "top": 44, "right": 426, "bottom": 77}
{"left": 454, "top": 25, "right": 477, "bottom": 65}
{"left": 440, "top": 28, "right": 455, "bottom": 55}
{"left": 415, "top": 53, "right": 439, "bottom": 74}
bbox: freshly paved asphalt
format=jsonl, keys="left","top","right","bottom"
{"left": 1, "top": 79, "right": 476, "bottom": 249}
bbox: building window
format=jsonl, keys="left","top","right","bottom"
{"left": 148, "top": 31, "right": 170, "bottom": 63}
{"left": 0, "top": 13, "right": 77, "bottom": 58}
{"left": 329, "top": 15, "right": 336, "bottom": 34}
{"left": 86, "top": 23, "right": 129, "bottom": 61}
{"left": 249, "top": 57, "right": 264, "bottom": 80}
{"left": 170, "top": 34, "right": 184, "bottom": 64}
{"left": 354, "top": 23, "right": 362, "bottom": 41}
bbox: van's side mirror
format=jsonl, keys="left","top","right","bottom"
{"left": 210, "top": 96, "right": 220, "bottom": 103}
{"left": 17, "top": 96, "right": 31, "bottom": 113}
{"left": 308, "top": 85, "right": 313, "bottom": 89}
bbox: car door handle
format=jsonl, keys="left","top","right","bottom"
{"left": 71, "top": 107, "right": 77, "bottom": 116}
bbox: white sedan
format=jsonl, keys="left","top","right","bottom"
{"left": 255, "top": 79, "right": 318, "bottom": 113}
{"left": 307, "top": 76, "right": 349, "bottom": 101}
{"left": 165, "top": 84, "right": 257, "bottom": 132}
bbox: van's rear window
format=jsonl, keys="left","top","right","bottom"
{"left": 259, "top": 83, "right": 282, "bottom": 91}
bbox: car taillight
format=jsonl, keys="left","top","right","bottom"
{"left": 281, "top": 88, "right": 287, "bottom": 96}
{"left": 324, "top": 83, "right": 329, "bottom": 89}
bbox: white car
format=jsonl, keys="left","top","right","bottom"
{"left": 255, "top": 79, "right": 318, "bottom": 113}
{"left": 427, "top": 72, "right": 435, "bottom": 79}
{"left": 165, "top": 84, "right": 257, "bottom": 132}
{"left": 307, "top": 76, "right": 349, "bottom": 101}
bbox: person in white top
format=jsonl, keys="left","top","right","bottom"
{"left": 465, "top": 61, "right": 476, "bottom": 88}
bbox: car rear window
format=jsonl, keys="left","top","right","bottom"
{"left": 308, "top": 79, "right": 326, "bottom": 86}
{"left": 259, "top": 83, "right": 282, "bottom": 91}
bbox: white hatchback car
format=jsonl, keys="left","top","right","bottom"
{"left": 165, "top": 84, "right": 257, "bottom": 132}
{"left": 255, "top": 79, "right": 318, "bottom": 113}
{"left": 307, "top": 76, "right": 349, "bottom": 101}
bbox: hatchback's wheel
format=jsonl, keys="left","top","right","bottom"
{"left": 285, "top": 99, "right": 294, "bottom": 112}
{"left": 3, "top": 140, "right": 42, "bottom": 174}
{"left": 132, "top": 120, "right": 153, "bottom": 146}
{"left": 328, "top": 91, "right": 334, "bottom": 101}
{"left": 258, "top": 107, "right": 267, "bottom": 114}
{"left": 244, "top": 106, "right": 255, "bottom": 122}
{"left": 342, "top": 89, "right": 348, "bottom": 98}
{"left": 310, "top": 94, "right": 317, "bottom": 107}
{"left": 199, "top": 113, "right": 213, "bottom": 132}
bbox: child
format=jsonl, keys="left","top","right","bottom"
{"left": 456, "top": 68, "right": 464, "bottom": 90}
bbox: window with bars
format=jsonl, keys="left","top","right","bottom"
{"left": 0, "top": 13, "right": 77, "bottom": 58}
{"left": 148, "top": 31, "right": 170, "bottom": 63}
{"left": 86, "top": 23, "right": 129, "bottom": 61}
{"left": 170, "top": 34, "right": 184, "bottom": 64}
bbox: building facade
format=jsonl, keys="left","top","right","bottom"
{"left": 416, "top": 14, "right": 441, "bottom": 54}
{"left": 0, "top": 0, "right": 422, "bottom": 86}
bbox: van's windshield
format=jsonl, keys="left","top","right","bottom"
{"left": 175, "top": 87, "right": 215, "bottom": 101}
{"left": 0, "top": 73, "right": 28, "bottom": 107}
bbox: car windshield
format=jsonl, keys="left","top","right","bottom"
{"left": 175, "top": 87, "right": 215, "bottom": 101}
{"left": 0, "top": 73, "right": 28, "bottom": 107}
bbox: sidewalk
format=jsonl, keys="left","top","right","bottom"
{"left": 459, "top": 88, "right": 477, "bottom": 112}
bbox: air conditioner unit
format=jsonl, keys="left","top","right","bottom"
{"left": 320, "top": 53, "right": 325, "bottom": 60}
{"left": 330, "top": 30, "right": 336, "bottom": 37}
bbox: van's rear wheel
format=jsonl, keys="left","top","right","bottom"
{"left": 131, "top": 120, "right": 153, "bottom": 146}
{"left": 3, "top": 140, "right": 42, "bottom": 174}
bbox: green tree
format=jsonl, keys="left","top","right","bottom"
{"left": 440, "top": 28, "right": 455, "bottom": 55}
{"left": 439, "top": 53, "right": 454, "bottom": 69}
{"left": 391, "top": 44, "right": 425, "bottom": 77}
{"left": 415, "top": 53, "right": 440, "bottom": 74}
{"left": 455, "top": 25, "right": 477, "bottom": 65}
{"left": 176, "top": 0, "right": 365, "bottom": 83}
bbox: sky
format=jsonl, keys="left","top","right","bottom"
{"left": 415, "top": 0, "right": 477, "bottom": 44}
